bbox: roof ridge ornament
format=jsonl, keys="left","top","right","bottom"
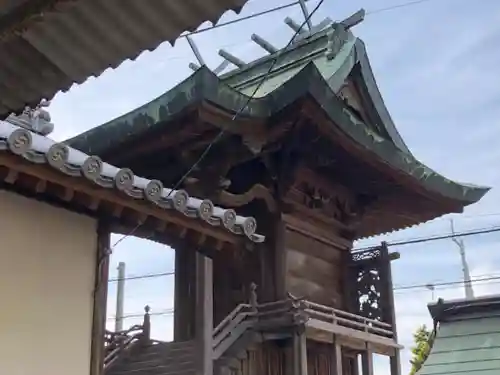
{"left": 325, "top": 9, "right": 366, "bottom": 61}
{"left": 188, "top": 6, "right": 365, "bottom": 75}
{"left": 6, "top": 99, "right": 54, "bottom": 136}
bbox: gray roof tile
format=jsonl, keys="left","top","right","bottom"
{"left": 0, "top": 119, "right": 264, "bottom": 242}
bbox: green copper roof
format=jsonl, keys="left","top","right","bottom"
{"left": 418, "top": 296, "right": 500, "bottom": 375}
{"left": 220, "top": 26, "right": 411, "bottom": 154}
{"left": 67, "top": 23, "right": 490, "bottom": 207}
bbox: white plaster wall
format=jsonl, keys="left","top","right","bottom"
{"left": 0, "top": 190, "right": 98, "bottom": 375}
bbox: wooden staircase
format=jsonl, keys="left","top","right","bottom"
{"left": 104, "top": 298, "right": 400, "bottom": 375}
{"left": 106, "top": 341, "right": 196, "bottom": 375}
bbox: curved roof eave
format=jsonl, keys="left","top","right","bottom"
{"left": 66, "top": 63, "right": 490, "bottom": 206}
{"left": 353, "top": 39, "right": 413, "bottom": 155}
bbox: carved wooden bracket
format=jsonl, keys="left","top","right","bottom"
{"left": 217, "top": 184, "right": 278, "bottom": 213}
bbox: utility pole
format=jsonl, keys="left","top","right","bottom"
{"left": 450, "top": 220, "right": 474, "bottom": 299}
{"left": 425, "top": 283, "right": 435, "bottom": 301}
{"left": 115, "top": 262, "right": 126, "bottom": 332}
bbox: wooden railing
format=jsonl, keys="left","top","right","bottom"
{"left": 304, "top": 300, "right": 394, "bottom": 338}
{"left": 104, "top": 305, "right": 151, "bottom": 369}
{"left": 104, "top": 292, "right": 396, "bottom": 366}
{"left": 212, "top": 288, "right": 397, "bottom": 360}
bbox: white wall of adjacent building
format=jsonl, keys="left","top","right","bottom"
{"left": 0, "top": 190, "right": 97, "bottom": 375}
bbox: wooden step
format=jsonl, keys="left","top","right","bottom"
{"left": 106, "top": 340, "right": 196, "bottom": 375}
{"left": 113, "top": 352, "right": 194, "bottom": 372}
{"left": 108, "top": 360, "right": 195, "bottom": 375}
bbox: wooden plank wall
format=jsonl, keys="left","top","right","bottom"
{"left": 231, "top": 341, "right": 355, "bottom": 375}
{"left": 285, "top": 228, "right": 346, "bottom": 308}
{"left": 231, "top": 342, "right": 286, "bottom": 375}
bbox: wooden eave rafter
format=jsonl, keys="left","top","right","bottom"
{"left": 101, "top": 110, "right": 203, "bottom": 164}
{"left": 0, "top": 151, "right": 247, "bottom": 247}
{"left": 300, "top": 98, "right": 463, "bottom": 212}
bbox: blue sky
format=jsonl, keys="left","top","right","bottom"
{"left": 46, "top": 0, "right": 500, "bottom": 373}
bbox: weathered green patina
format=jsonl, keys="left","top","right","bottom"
{"left": 67, "top": 23, "right": 489, "bottom": 206}
{"left": 418, "top": 296, "right": 500, "bottom": 375}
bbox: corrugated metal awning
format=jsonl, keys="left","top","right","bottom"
{"left": 0, "top": 0, "right": 249, "bottom": 117}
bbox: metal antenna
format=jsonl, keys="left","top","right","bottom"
{"left": 218, "top": 49, "right": 246, "bottom": 68}
{"left": 251, "top": 34, "right": 278, "bottom": 54}
{"left": 450, "top": 219, "right": 475, "bottom": 299}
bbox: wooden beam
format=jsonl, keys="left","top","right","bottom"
{"left": 361, "top": 346, "right": 374, "bottom": 375}
{"left": 0, "top": 152, "right": 240, "bottom": 245}
{"left": 103, "top": 114, "right": 203, "bottom": 164}
{"left": 381, "top": 242, "right": 402, "bottom": 375}
{"left": 217, "top": 184, "right": 278, "bottom": 212}
{"left": 195, "top": 251, "right": 214, "bottom": 375}
{"left": 89, "top": 221, "right": 111, "bottom": 375}
{"left": 273, "top": 215, "right": 287, "bottom": 300}
{"left": 331, "top": 336, "right": 343, "bottom": 375}
{"left": 174, "top": 245, "right": 196, "bottom": 341}
{"left": 292, "top": 329, "right": 308, "bottom": 375}
{"left": 301, "top": 99, "right": 461, "bottom": 211}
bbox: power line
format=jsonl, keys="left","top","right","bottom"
{"left": 107, "top": 308, "right": 174, "bottom": 320}
{"left": 392, "top": 271, "right": 500, "bottom": 290}
{"left": 110, "top": 276, "right": 500, "bottom": 320}
{"left": 108, "top": 227, "right": 500, "bottom": 290}
{"left": 110, "top": 0, "right": 326, "bottom": 249}
{"left": 394, "top": 275, "right": 500, "bottom": 292}
{"left": 108, "top": 271, "right": 174, "bottom": 283}
{"left": 354, "top": 225, "right": 500, "bottom": 252}
{"left": 183, "top": 1, "right": 309, "bottom": 37}
{"left": 109, "top": 0, "right": 493, "bottom": 250}
{"left": 366, "top": 0, "right": 446, "bottom": 16}
{"left": 107, "top": 225, "right": 500, "bottom": 283}
{"left": 123, "top": 0, "right": 478, "bottom": 70}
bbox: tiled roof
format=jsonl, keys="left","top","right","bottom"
{"left": 0, "top": 119, "right": 264, "bottom": 243}
{"left": 0, "top": 0, "right": 249, "bottom": 117}
{"left": 418, "top": 296, "right": 500, "bottom": 375}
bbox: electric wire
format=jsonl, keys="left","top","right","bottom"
{"left": 108, "top": 223, "right": 500, "bottom": 283}
{"left": 108, "top": 271, "right": 174, "bottom": 283}
{"left": 111, "top": 276, "right": 500, "bottom": 320}
{"left": 111, "top": 0, "right": 326, "bottom": 249}
{"left": 123, "top": 0, "right": 469, "bottom": 72}
{"left": 354, "top": 224, "right": 500, "bottom": 252}
{"left": 394, "top": 275, "right": 500, "bottom": 292}
{"left": 366, "top": 0, "right": 446, "bottom": 16}
{"left": 110, "top": 0, "right": 493, "bottom": 249}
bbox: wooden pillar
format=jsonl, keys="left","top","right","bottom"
{"left": 292, "top": 329, "right": 308, "bottom": 375}
{"left": 381, "top": 242, "right": 401, "bottom": 375}
{"left": 351, "top": 356, "right": 360, "bottom": 375}
{"left": 274, "top": 216, "right": 287, "bottom": 300}
{"left": 174, "top": 246, "right": 196, "bottom": 341}
{"left": 360, "top": 348, "right": 374, "bottom": 375}
{"left": 195, "top": 251, "right": 213, "bottom": 375}
{"left": 90, "top": 222, "right": 111, "bottom": 375}
{"left": 330, "top": 336, "right": 343, "bottom": 375}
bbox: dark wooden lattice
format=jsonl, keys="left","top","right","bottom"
{"left": 348, "top": 243, "right": 391, "bottom": 323}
